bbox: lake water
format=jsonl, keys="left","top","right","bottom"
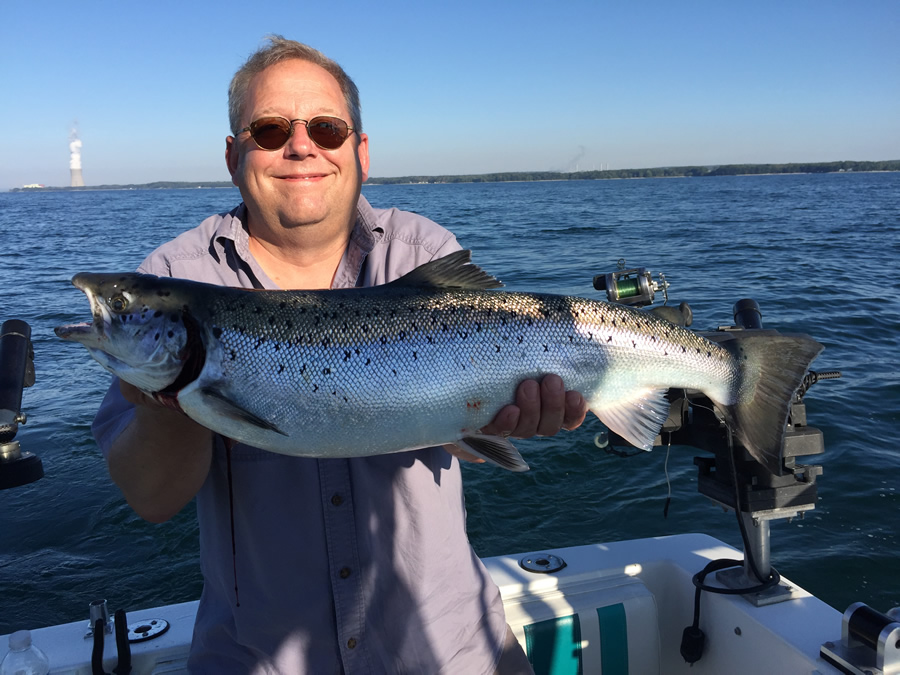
{"left": 0, "top": 172, "right": 898, "bottom": 635}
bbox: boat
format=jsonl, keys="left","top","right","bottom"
{"left": 2, "top": 267, "right": 896, "bottom": 675}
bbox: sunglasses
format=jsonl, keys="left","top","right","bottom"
{"left": 240, "top": 116, "right": 355, "bottom": 151}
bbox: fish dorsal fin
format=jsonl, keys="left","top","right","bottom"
{"left": 388, "top": 250, "right": 504, "bottom": 290}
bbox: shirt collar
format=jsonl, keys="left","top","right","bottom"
{"left": 217, "top": 197, "right": 384, "bottom": 290}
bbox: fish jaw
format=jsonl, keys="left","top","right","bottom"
{"left": 55, "top": 273, "right": 193, "bottom": 394}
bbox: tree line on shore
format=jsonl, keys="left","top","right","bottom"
{"left": 10, "top": 160, "right": 899, "bottom": 191}
{"left": 365, "top": 160, "right": 900, "bottom": 185}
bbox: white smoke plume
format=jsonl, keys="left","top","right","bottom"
{"left": 69, "top": 127, "right": 82, "bottom": 170}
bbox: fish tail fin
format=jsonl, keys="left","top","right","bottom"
{"left": 718, "top": 334, "right": 823, "bottom": 474}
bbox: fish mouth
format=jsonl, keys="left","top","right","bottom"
{"left": 54, "top": 276, "right": 109, "bottom": 347}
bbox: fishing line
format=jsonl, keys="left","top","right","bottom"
{"left": 662, "top": 433, "right": 673, "bottom": 518}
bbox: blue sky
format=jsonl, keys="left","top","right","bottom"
{"left": 2, "top": 0, "right": 897, "bottom": 190}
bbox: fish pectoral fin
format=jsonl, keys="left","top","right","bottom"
{"left": 199, "top": 386, "right": 288, "bottom": 436}
{"left": 589, "top": 388, "right": 670, "bottom": 451}
{"left": 457, "top": 435, "right": 530, "bottom": 472}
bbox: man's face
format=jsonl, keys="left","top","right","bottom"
{"left": 226, "top": 59, "right": 369, "bottom": 234}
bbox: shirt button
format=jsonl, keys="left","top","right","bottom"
{"left": 331, "top": 494, "right": 343, "bottom": 506}
{"left": 339, "top": 567, "right": 351, "bottom": 579}
{"left": 347, "top": 637, "right": 357, "bottom": 649}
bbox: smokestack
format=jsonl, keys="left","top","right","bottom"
{"left": 69, "top": 127, "right": 84, "bottom": 187}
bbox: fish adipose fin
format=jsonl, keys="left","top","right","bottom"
{"left": 589, "top": 388, "right": 671, "bottom": 451}
{"left": 719, "top": 334, "right": 823, "bottom": 475}
{"left": 389, "top": 250, "right": 504, "bottom": 290}
{"left": 457, "top": 434, "right": 530, "bottom": 472}
{"left": 199, "top": 386, "right": 288, "bottom": 436}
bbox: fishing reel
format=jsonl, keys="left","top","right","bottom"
{"left": 593, "top": 259, "right": 669, "bottom": 307}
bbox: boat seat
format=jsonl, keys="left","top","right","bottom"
{"left": 503, "top": 576, "right": 660, "bottom": 674}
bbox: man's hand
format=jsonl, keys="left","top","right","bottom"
{"left": 480, "top": 374, "right": 587, "bottom": 438}
{"left": 445, "top": 374, "right": 588, "bottom": 464}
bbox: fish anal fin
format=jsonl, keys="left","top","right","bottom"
{"left": 457, "top": 434, "right": 530, "bottom": 472}
{"left": 199, "top": 386, "right": 288, "bottom": 436}
{"left": 389, "top": 250, "right": 504, "bottom": 290}
{"left": 589, "top": 388, "right": 670, "bottom": 451}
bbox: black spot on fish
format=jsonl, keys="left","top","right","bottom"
{"left": 313, "top": 384, "right": 319, "bottom": 392}
{"left": 362, "top": 324, "right": 369, "bottom": 333}
{"left": 154, "top": 310, "right": 163, "bottom": 318}
{"left": 632, "top": 340, "right": 637, "bottom": 348}
{"left": 707, "top": 351, "right": 712, "bottom": 357}
{"left": 167, "top": 330, "right": 174, "bottom": 338}
{"left": 517, "top": 336, "right": 523, "bottom": 344}
{"left": 427, "top": 336, "right": 434, "bottom": 344}
{"left": 607, "top": 336, "right": 613, "bottom": 343}
{"left": 230, "top": 350, "right": 236, "bottom": 360}
{"left": 495, "top": 345, "right": 501, "bottom": 353}
{"left": 413, "top": 351, "right": 418, "bottom": 360}
{"left": 354, "top": 348, "right": 360, "bottom": 355}
{"left": 254, "top": 307, "right": 262, "bottom": 314}
{"left": 212, "top": 327, "right": 222, "bottom": 339}
{"left": 274, "top": 343, "right": 280, "bottom": 351}
{"left": 268, "top": 316, "right": 276, "bottom": 325}
{"left": 277, "top": 365, "right": 284, "bottom": 373}
{"left": 365, "top": 358, "right": 371, "bottom": 366}
{"left": 323, "top": 368, "right": 331, "bottom": 375}
{"left": 171, "top": 314, "right": 179, "bottom": 323}
{"left": 279, "top": 302, "right": 287, "bottom": 310}
{"left": 475, "top": 322, "right": 481, "bottom": 332}
{"left": 392, "top": 369, "right": 397, "bottom": 376}
{"left": 154, "top": 333, "right": 160, "bottom": 341}
{"left": 380, "top": 336, "right": 387, "bottom": 344}
{"left": 321, "top": 337, "right": 330, "bottom": 347}
{"left": 682, "top": 346, "right": 687, "bottom": 353}
{"left": 344, "top": 350, "right": 351, "bottom": 361}
{"left": 543, "top": 344, "right": 549, "bottom": 352}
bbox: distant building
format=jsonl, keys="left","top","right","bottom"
{"left": 22, "top": 184, "right": 45, "bottom": 189}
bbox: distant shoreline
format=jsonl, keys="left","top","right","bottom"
{"left": 8, "top": 160, "right": 899, "bottom": 192}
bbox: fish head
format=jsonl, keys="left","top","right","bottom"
{"left": 55, "top": 273, "right": 198, "bottom": 393}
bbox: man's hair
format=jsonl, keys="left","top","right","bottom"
{"left": 228, "top": 35, "right": 362, "bottom": 135}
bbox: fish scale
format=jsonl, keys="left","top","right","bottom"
{"left": 56, "top": 250, "right": 822, "bottom": 473}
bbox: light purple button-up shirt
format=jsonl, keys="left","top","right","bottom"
{"left": 92, "top": 195, "right": 509, "bottom": 674}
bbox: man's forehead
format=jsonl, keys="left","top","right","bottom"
{"left": 246, "top": 59, "right": 345, "bottom": 113}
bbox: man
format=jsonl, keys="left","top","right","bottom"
{"left": 93, "top": 36, "right": 586, "bottom": 673}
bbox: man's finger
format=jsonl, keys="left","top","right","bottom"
{"left": 535, "top": 374, "right": 566, "bottom": 437}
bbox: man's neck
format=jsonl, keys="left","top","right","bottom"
{"left": 247, "top": 215, "right": 355, "bottom": 290}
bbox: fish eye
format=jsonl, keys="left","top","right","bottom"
{"left": 109, "top": 295, "right": 129, "bottom": 312}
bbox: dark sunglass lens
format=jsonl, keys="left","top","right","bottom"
{"left": 250, "top": 118, "right": 292, "bottom": 150}
{"left": 308, "top": 117, "right": 349, "bottom": 150}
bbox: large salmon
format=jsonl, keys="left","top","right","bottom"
{"left": 55, "top": 250, "right": 822, "bottom": 472}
